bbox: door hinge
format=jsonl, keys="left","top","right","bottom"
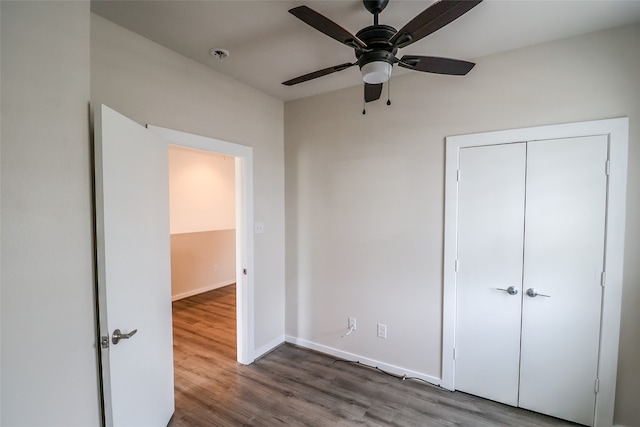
{"left": 457, "top": 169, "right": 461, "bottom": 182}
{"left": 595, "top": 378, "right": 600, "bottom": 393}
{"left": 605, "top": 160, "right": 610, "bottom": 176}
{"left": 454, "top": 259, "right": 459, "bottom": 272}
{"left": 100, "top": 335, "right": 110, "bottom": 349}
{"left": 601, "top": 271, "right": 606, "bottom": 288}
{"left": 453, "top": 348, "right": 456, "bottom": 360}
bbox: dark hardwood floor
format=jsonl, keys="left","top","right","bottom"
{"left": 169, "top": 285, "right": 578, "bottom": 426}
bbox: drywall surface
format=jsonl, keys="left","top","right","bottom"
{"left": 169, "top": 145, "right": 235, "bottom": 234}
{"left": 0, "top": 2, "right": 3, "bottom": 421}
{"left": 0, "top": 3, "right": 3, "bottom": 421}
{"left": 168, "top": 146, "right": 236, "bottom": 301}
{"left": 91, "top": 13, "right": 285, "bottom": 352}
{"left": 284, "top": 24, "right": 640, "bottom": 426}
{"left": 171, "top": 229, "right": 236, "bottom": 300}
{"left": 1, "top": 2, "right": 100, "bottom": 426}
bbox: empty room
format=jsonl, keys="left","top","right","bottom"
{"left": 1, "top": 1, "right": 639, "bottom": 426}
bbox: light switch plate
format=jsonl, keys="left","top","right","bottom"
{"left": 377, "top": 323, "right": 387, "bottom": 339}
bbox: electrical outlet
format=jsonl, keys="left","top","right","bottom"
{"left": 254, "top": 221, "right": 265, "bottom": 234}
{"left": 348, "top": 317, "right": 357, "bottom": 331}
{"left": 377, "top": 323, "right": 387, "bottom": 339}
{"left": 213, "top": 264, "right": 219, "bottom": 273}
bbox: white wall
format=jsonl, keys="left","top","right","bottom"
{"left": 1, "top": 2, "right": 100, "bottom": 426}
{"left": 284, "top": 24, "right": 640, "bottom": 426}
{"left": 0, "top": 2, "right": 4, "bottom": 420}
{"left": 91, "top": 14, "right": 286, "bottom": 352}
{"left": 169, "top": 145, "right": 235, "bottom": 234}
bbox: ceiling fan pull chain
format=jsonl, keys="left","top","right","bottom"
{"left": 387, "top": 75, "right": 391, "bottom": 106}
{"left": 362, "top": 97, "right": 366, "bottom": 115}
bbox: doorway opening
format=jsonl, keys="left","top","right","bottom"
{"left": 168, "top": 146, "right": 236, "bottom": 303}
{"left": 149, "top": 125, "right": 255, "bottom": 365}
{"left": 167, "top": 145, "right": 238, "bottom": 377}
{"left": 95, "top": 106, "right": 255, "bottom": 424}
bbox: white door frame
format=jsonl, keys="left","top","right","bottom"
{"left": 442, "top": 118, "right": 628, "bottom": 426}
{"left": 148, "top": 125, "right": 255, "bottom": 365}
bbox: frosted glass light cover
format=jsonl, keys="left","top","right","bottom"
{"left": 361, "top": 61, "right": 392, "bottom": 84}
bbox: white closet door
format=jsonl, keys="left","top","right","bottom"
{"left": 455, "top": 143, "right": 527, "bottom": 406}
{"left": 519, "top": 136, "right": 608, "bottom": 426}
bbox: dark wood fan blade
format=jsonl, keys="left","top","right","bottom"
{"left": 364, "top": 83, "right": 383, "bottom": 103}
{"left": 282, "top": 62, "right": 356, "bottom": 86}
{"left": 289, "top": 6, "right": 367, "bottom": 50}
{"left": 399, "top": 55, "right": 475, "bottom": 75}
{"left": 390, "top": 0, "right": 482, "bottom": 48}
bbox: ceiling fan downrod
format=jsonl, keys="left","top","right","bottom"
{"left": 364, "top": 0, "right": 389, "bottom": 25}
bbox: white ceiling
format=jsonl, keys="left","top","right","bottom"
{"left": 91, "top": 0, "right": 640, "bottom": 102}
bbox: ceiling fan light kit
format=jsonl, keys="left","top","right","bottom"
{"left": 283, "top": 0, "right": 483, "bottom": 110}
{"left": 361, "top": 60, "right": 392, "bottom": 84}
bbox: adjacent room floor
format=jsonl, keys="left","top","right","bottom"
{"left": 168, "top": 286, "right": 578, "bottom": 426}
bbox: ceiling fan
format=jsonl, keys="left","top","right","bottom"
{"left": 282, "top": 0, "right": 483, "bottom": 111}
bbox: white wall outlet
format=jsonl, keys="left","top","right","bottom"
{"left": 348, "top": 317, "right": 357, "bottom": 331}
{"left": 213, "top": 264, "right": 219, "bottom": 273}
{"left": 377, "top": 323, "right": 387, "bottom": 339}
{"left": 254, "top": 221, "right": 265, "bottom": 234}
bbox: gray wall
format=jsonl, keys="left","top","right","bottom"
{"left": 284, "top": 23, "right": 640, "bottom": 426}
{"left": 90, "top": 14, "right": 286, "bottom": 354}
{"left": 1, "top": 2, "right": 100, "bottom": 425}
{"left": 1, "top": 4, "right": 285, "bottom": 426}
{"left": 1, "top": 2, "right": 638, "bottom": 425}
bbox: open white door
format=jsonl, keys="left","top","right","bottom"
{"left": 95, "top": 105, "right": 175, "bottom": 426}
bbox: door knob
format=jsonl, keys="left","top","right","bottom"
{"left": 497, "top": 286, "right": 518, "bottom": 295}
{"left": 526, "top": 288, "right": 550, "bottom": 298}
{"left": 112, "top": 328, "right": 138, "bottom": 345}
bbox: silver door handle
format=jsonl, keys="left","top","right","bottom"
{"left": 496, "top": 286, "right": 518, "bottom": 295}
{"left": 112, "top": 328, "right": 138, "bottom": 345}
{"left": 526, "top": 288, "right": 550, "bottom": 298}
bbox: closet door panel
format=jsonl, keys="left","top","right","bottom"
{"left": 454, "top": 143, "right": 526, "bottom": 406}
{"left": 519, "top": 136, "right": 608, "bottom": 426}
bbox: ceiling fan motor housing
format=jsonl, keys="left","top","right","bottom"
{"left": 355, "top": 24, "right": 397, "bottom": 50}
{"left": 356, "top": 25, "right": 397, "bottom": 83}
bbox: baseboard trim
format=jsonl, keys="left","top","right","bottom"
{"left": 285, "top": 335, "right": 441, "bottom": 386}
{"left": 171, "top": 280, "right": 235, "bottom": 301}
{"left": 253, "top": 335, "right": 285, "bottom": 361}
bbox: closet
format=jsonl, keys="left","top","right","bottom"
{"left": 453, "top": 135, "right": 608, "bottom": 426}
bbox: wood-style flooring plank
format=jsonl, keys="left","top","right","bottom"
{"left": 169, "top": 285, "right": 578, "bottom": 426}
